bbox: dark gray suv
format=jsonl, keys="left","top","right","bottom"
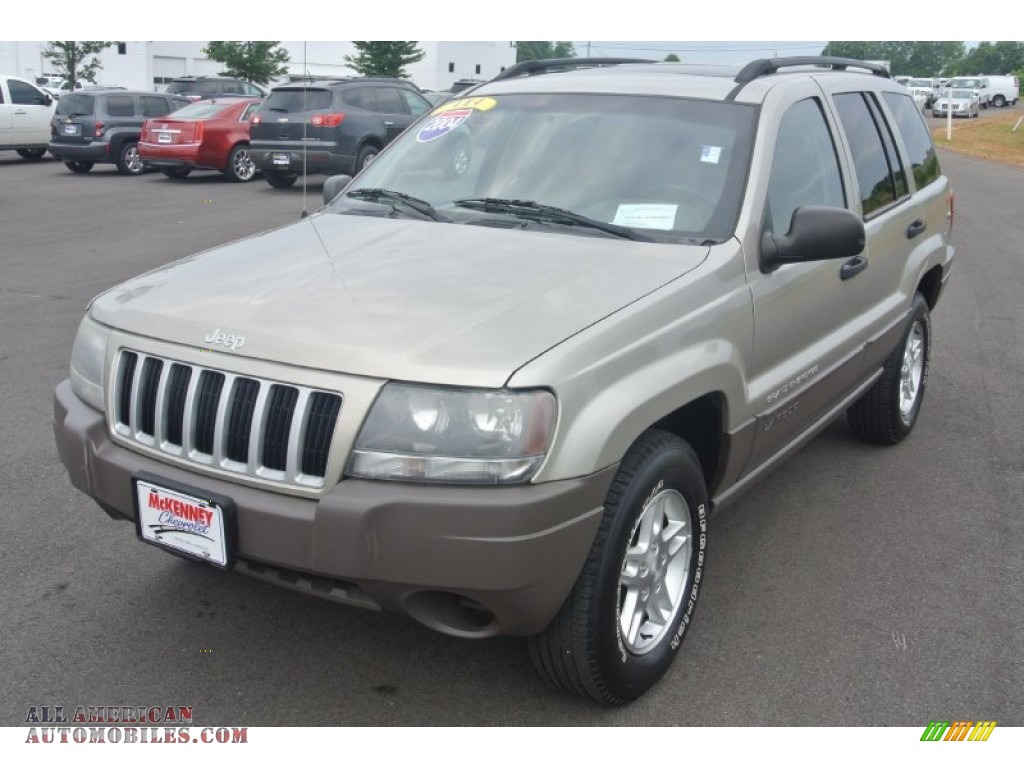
{"left": 49, "top": 90, "right": 189, "bottom": 174}
{"left": 249, "top": 78, "right": 432, "bottom": 188}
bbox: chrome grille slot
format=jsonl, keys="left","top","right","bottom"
{"left": 112, "top": 350, "right": 342, "bottom": 489}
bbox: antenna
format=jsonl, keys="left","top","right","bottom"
{"left": 300, "top": 41, "right": 309, "bottom": 218}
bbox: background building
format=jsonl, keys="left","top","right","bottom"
{"left": 0, "top": 41, "right": 517, "bottom": 91}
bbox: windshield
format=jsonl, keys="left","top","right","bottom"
{"left": 166, "top": 81, "right": 195, "bottom": 94}
{"left": 909, "top": 79, "right": 932, "bottom": 87}
{"left": 951, "top": 79, "right": 981, "bottom": 88}
{"left": 55, "top": 94, "right": 94, "bottom": 116}
{"left": 337, "top": 93, "right": 756, "bottom": 243}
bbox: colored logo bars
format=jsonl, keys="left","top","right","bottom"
{"left": 920, "top": 721, "right": 997, "bottom": 741}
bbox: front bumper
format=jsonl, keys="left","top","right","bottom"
{"left": 53, "top": 380, "right": 613, "bottom": 637}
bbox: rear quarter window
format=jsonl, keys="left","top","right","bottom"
{"left": 105, "top": 95, "right": 136, "bottom": 117}
{"left": 141, "top": 96, "right": 172, "bottom": 117}
{"left": 882, "top": 92, "right": 940, "bottom": 190}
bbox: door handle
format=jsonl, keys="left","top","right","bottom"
{"left": 14, "top": 109, "right": 27, "bottom": 115}
{"left": 383, "top": 120, "right": 394, "bottom": 126}
{"left": 906, "top": 219, "right": 927, "bottom": 239}
{"left": 840, "top": 254, "right": 868, "bottom": 281}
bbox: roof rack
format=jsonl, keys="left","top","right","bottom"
{"left": 491, "top": 57, "right": 655, "bottom": 83}
{"left": 734, "top": 56, "right": 891, "bottom": 84}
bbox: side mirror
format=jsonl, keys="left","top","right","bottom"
{"left": 43, "top": 94, "right": 53, "bottom": 107}
{"left": 761, "top": 206, "right": 865, "bottom": 273}
{"left": 323, "top": 174, "right": 353, "bottom": 206}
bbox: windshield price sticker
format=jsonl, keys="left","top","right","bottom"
{"left": 612, "top": 204, "right": 678, "bottom": 231}
{"left": 431, "top": 96, "right": 497, "bottom": 115}
{"left": 417, "top": 109, "right": 474, "bottom": 142}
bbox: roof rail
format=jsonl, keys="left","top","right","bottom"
{"left": 491, "top": 57, "right": 655, "bottom": 83}
{"left": 734, "top": 56, "right": 891, "bottom": 84}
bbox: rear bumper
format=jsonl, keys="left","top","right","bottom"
{"left": 139, "top": 141, "right": 214, "bottom": 170}
{"left": 251, "top": 144, "right": 354, "bottom": 175}
{"left": 48, "top": 141, "right": 111, "bottom": 162}
{"left": 53, "top": 380, "right": 613, "bottom": 637}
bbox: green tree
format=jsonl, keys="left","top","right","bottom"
{"left": 664, "top": 53, "right": 681, "bottom": 62}
{"left": 205, "top": 41, "right": 290, "bottom": 86}
{"left": 41, "top": 41, "right": 114, "bottom": 87}
{"left": 514, "top": 42, "right": 576, "bottom": 63}
{"left": 344, "top": 42, "right": 425, "bottom": 79}
{"left": 956, "top": 41, "right": 1024, "bottom": 74}
{"left": 821, "top": 41, "right": 966, "bottom": 76}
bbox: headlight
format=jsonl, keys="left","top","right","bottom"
{"left": 349, "top": 384, "right": 556, "bottom": 484}
{"left": 69, "top": 314, "right": 111, "bottom": 412}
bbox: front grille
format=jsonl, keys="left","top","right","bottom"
{"left": 112, "top": 350, "right": 343, "bottom": 488}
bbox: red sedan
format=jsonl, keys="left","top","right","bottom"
{"left": 140, "top": 98, "right": 262, "bottom": 182}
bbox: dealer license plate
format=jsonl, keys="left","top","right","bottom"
{"left": 272, "top": 153, "right": 290, "bottom": 165}
{"left": 61, "top": 124, "right": 80, "bottom": 135}
{"left": 157, "top": 132, "right": 172, "bottom": 143}
{"left": 134, "top": 476, "right": 234, "bottom": 569}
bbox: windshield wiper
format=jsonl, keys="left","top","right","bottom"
{"left": 452, "top": 198, "right": 653, "bottom": 242}
{"left": 346, "top": 188, "right": 449, "bottom": 222}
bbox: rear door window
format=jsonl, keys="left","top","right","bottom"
{"left": 833, "top": 92, "right": 909, "bottom": 217}
{"left": 106, "top": 95, "right": 136, "bottom": 117}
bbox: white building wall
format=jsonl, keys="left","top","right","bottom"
{"left": 0, "top": 41, "right": 516, "bottom": 92}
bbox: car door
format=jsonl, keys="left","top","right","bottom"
{"left": 373, "top": 86, "right": 415, "bottom": 143}
{"left": 7, "top": 77, "right": 53, "bottom": 145}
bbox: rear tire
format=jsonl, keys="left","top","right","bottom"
{"left": 224, "top": 144, "right": 256, "bottom": 182}
{"left": 64, "top": 160, "right": 93, "bottom": 174}
{"left": 161, "top": 167, "right": 192, "bottom": 179}
{"left": 992, "top": 95, "right": 1006, "bottom": 108}
{"left": 17, "top": 148, "right": 46, "bottom": 160}
{"left": 847, "top": 292, "right": 931, "bottom": 445}
{"left": 528, "top": 430, "right": 708, "bottom": 705}
{"left": 116, "top": 141, "right": 145, "bottom": 175}
{"left": 264, "top": 170, "right": 298, "bottom": 188}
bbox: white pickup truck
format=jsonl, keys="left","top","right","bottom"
{"left": 0, "top": 74, "right": 57, "bottom": 158}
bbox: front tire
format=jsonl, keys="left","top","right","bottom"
{"left": 264, "top": 170, "right": 298, "bottom": 188}
{"left": 224, "top": 144, "right": 256, "bottom": 182}
{"left": 355, "top": 144, "right": 379, "bottom": 173}
{"left": 64, "top": 160, "right": 93, "bottom": 174}
{"left": 528, "top": 430, "right": 708, "bottom": 705}
{"left": 116, "top": 141, "right": 145, "bottom": 175}
{"left": 17, "top": 148, "right": 46, "bottom": 160}
{"left": 848, "top": 292, "right": 931, "bottom": 444}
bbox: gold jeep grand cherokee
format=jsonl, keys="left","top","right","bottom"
{"left": 54, "top": 57, "right": 954, "bottom": 704}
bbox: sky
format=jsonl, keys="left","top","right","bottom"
{"left": 6, "top": 2, "right": 994, "bottom": 45}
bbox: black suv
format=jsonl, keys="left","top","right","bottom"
{"left": 49, "top": 90, "right": 189, "bottom": 174}
{"left": 250, "top": 78, "right": 432, "bottom": 188}
{"left": 166, "top": 76, "right": 266, "bottom": 101}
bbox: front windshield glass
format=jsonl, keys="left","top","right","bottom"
{"left": 951, "top": 79, "right": 980, "bottom": 88}
{"left": 337, "top": 93, "right": 757, "bottom": 243}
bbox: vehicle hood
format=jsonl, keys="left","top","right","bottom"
{"left": 90, "top": 213, "right": 708, "bottom": 387}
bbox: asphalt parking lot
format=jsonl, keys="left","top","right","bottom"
{"left": 1, "top": 145, "right": 1022, "bottom": 726}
